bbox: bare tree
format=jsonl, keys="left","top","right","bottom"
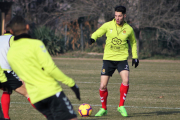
{"left": 12, "top": 0, "right": 180, "bottom": 55}
{"left": 13, "top": 0, "right": 76, "bottom": 27}
{"left": 128, "top": 0, "right": 180, "bottom": 52}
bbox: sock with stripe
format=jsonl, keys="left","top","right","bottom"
{"left": 99, "top": 88, "right": 108, "bottom": 110}
{"left": 119, "top": 83, "right": 129, "bottom": 107}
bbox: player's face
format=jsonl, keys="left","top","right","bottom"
{"left": 115, "top": 11, "right": 126, "bottom": 25}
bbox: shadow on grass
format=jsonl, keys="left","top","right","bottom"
{"left": 132, "top": 110, "right": 180, "bottom": 116}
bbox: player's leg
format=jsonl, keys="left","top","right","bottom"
{"left": 100, "top": 75, "right": 110, "bottom": 110}
{"left": 14, "top": 83, "right": 35, "bottom": 108}
{"left": 14, "top": 83, "right": 28, "bottom": 98}
{"left": 119, "top": 70, "right": 129, "bottom": 106}
{"left": 34, "top": 91, "right": 77, "bottom": 120}
{"left": 95, "top": 75, "right": 109, "bottom": 117}
{"left": 95, "top": 60, "right": 115, "bottom": 117}
{"left": 1, "top": 90, "right": 10, "bottom": 120}
{"left": 51, "top": 91, "right": 77, "bottom": 120}
{"left": 5, "top": 71, "right": 36, "bottom": 109}
{"left": 0, "top": 72, "right": 13, "bottom": 120}
{"left": 117, "top": 60, "right": 129, "bottom": 117}
{"left": 34, "top": 100, "right": 53, "bottom": 120}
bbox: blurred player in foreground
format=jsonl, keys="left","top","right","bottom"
{"left": 7, "top": 15, "right": 80, "bottom": 120}
{"left": 0, "top": 24, "right": 35, "bottom": 120}
{"left": 88, "top": 6, "right": 139, "bottom": 117}
{"left": 0, "top": 66, "right": 9, "bottom": 120}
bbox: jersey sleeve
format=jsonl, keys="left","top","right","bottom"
{"left": 129, "top": 29, "right": 138, "bottom": 59}
{"left": 91, "top": 23, "right": 108, "bottom": 41}
{"left": 0, "top": 66, "right": 7, "bottom": 83}
{"left": 35, "top": 41, "right": 75, "bottom": 87}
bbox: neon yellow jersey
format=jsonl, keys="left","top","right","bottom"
{"left": 0, "top": 66, "right": 7, "bottom": 83}
{"left": 7, "top": 35, "right": 75, "bottom": 104}
{"left": 91, "top": 19, "right": 138, "bottom": 61}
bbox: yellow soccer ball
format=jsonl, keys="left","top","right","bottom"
{"left": 78, "top": 103, "right": 92, "bottom": 117}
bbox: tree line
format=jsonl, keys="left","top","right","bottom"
{"left": 12, "top": 0, "right": 180, "bottom": 58}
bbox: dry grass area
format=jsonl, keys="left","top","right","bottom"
{"left": 1, "top": 58, "right": 180, "bottom": 120}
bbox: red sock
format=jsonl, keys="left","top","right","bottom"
{"left": 119, "top": 83, "right": 129, "bottom": 107}
{"left": 99, "top": 89, "right": 108, "bottom": 110}
{"left": 27, "top": 97, "right": 36, "bottom": 109}
{"left": 1, "top": 91, "right": 10, "bottom": 119}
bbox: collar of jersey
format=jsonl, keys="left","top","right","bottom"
{"left": 14, "top": 33, "right": 31, "bottom": 40}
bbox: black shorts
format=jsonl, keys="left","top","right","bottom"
{"left": 0, "top": 71, "right": 22, "bottom": 90}
{"left": 34, "top": 91, "right": 77, "bottom": 120}
{"left": 101, "top": 60, "right": 129, "bottom": 76}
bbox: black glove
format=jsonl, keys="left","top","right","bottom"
{"left": 71, "top": 84, "right": 80, "bottom": 100}
{"left": 1, "top": 81, "right": 12, "bottom": 94}
{"left": 88, "top": 38, "right": 95, "bottom": 45}
{"left": 132, "top": 59, "right": 139, "bottom": 68}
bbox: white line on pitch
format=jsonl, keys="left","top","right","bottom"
{"left": 73, "top": 104, "right": 180, "bottom": 110}
{"left": 6, "top": 102, "right": 180, "bottom": 110}
{"left": 76, "top": 82, "right": 121, "bottom": 84}
{"left": 75, "top": 82, "right": 179, "bottom": 86}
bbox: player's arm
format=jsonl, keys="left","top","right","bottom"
{"left": 35, "top": 41, "right": 75, "bottom": 86}
{"left": 89, "top": 23, "right": 108, "bottom": 45}
{"left": 35, "top": 41, "right": 80, "bottom": 100}
{"left": 129, "top": 29, "right": 139, "bottom": 68}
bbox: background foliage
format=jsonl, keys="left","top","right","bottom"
{"left": 31, "top": 26, "right": 65, "bottom": 55}
{"left": 12, "top": 0, "right": 180, "bottom": 59}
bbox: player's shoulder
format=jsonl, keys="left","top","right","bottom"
{"left": 0, "top": 34, "right": 12, "bottom": 39}
{"left": 124, "top": 22, "right": 133, "bottom": 30}
{"left": 101, "top": 19, "right": 115, "bottom": 28}
{"left": 106, "top": 19, "right": 115, "bottom": 25}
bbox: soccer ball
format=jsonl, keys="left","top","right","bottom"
{"left": 78, "top": 103, "right": 92, "bottom": 117}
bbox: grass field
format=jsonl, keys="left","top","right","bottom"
{"left": 1, "top": 58, "right": 180, "bottom": 120}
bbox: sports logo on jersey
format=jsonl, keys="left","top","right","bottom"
{"left": 101, "top": 69, "right": 105, "bottom": 74}
{"left": 111, "top": 37, "right": 122, "bottom": 45}
{"left": 109, "top": 29, "right": 113, "bottom": 33}
{"left": 124, "top": 65, "right": 129, "bottom": 70}
{"left": 122, "top": 30, "right": 126, "bottom": 35}
{"left": 100, "top": 97, "right": 104, "bottom": 102}
{"left": 40, "top": 45, "right": 47, "bottom": 53}
{"left": 63, "top": 97, "right": 75, "bottom": 114}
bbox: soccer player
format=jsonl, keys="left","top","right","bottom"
{"left": 7, "top": 15, "right": 80, "bottom": 120}
{"left": 0, "top": 65, "right": 12, "bottom": 93}
{"left": 88, "top": 6, "right": 139, "bottom": 117}
{"left": 0, "top": 24, "right": 35, "bottom": 120}
{"left": 0, "top": 66, "right": 9, "bottom": 120}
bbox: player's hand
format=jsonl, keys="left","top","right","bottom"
{"left": 1, "top": 81, "right": 12, "bottom": 94}
{"left": 132, "top": 59, "right": 139, "bottom": 68}
{"left": 71, "top": 84, "right": 81, "bottom": 100}
{"left": 88, "top": 38, "right": 95, "bottom": 45}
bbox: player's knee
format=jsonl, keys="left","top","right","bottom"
{"left": 15, "top": 86, "right": 29, "bottom": 98}
{"left": 100, "top": 85, "right": 107, "bottom": 90}
{"left": 122, "top": 79, "right": 129, "bottom": 85}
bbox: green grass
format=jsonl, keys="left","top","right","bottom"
{"left": 1, "top": 58, "right": 180, "bottom": 120}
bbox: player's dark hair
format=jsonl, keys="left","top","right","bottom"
{"left": 9, "top": 15, "right": 27, "bottom": 35}
{"left": 115, "top": 6, "right": 126, "bottom": 14}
